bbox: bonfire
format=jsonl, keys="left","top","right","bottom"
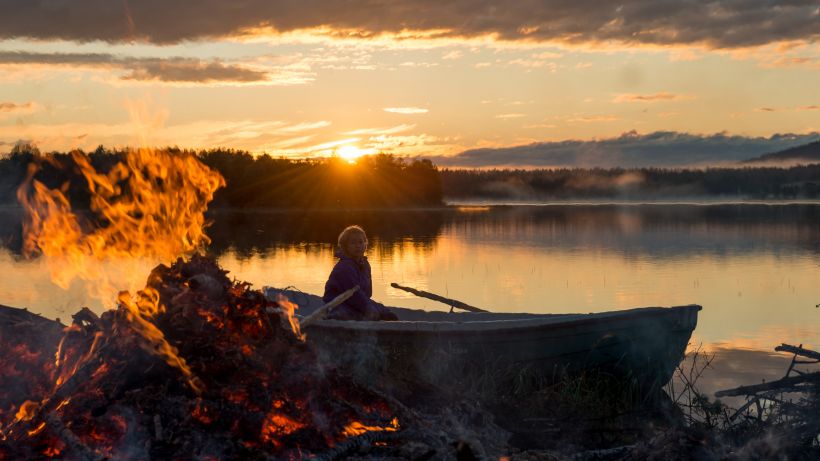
{"left": 0, "top": 255, "right": 403, "bottom": 460}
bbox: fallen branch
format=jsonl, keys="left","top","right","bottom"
{"left": 775, "top": 344, "right": 820, "bottom": 362}
{"left": 715, "top": 372, "right": 820, "bottom": 397}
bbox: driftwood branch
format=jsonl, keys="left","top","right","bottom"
{"left": 715, "top": 372, "right": 820, "bottom": 397}
{"left": 390, "top": 283, "right": 487, "bottom": 313}
{"left": 775, "top": 343, "right": 820, "bottom": 362}
{"left": 45, "top": 412, "right": 104, "bottom": 461}
{"left": 300, "top": 286, "right": 359, "bottom": 328}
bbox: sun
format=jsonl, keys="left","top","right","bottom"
{"left": 337, "top": 145, "right": 366, "bottom": 163}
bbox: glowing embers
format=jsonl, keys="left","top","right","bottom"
{"left": 261, "top": 400, "right": 307, "bottom": 449}
{"left": 342, "top": 417, "right": 400, "bottom": 437}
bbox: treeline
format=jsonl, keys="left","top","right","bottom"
{"left": 441, "top": 166, "right": 820, "bottom": 200}
{"left": 0, "top": 145, "right": 443, "bottom": 209}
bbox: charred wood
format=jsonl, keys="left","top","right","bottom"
{"left": 44, "top": 412, "right": 104, "bottom": 461}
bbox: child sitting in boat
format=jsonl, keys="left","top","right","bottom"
{"left": 323, "top": 225, "right": 398, "bottom": 321}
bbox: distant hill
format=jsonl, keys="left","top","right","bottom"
{"left": 744, "top": 140, "right": 820, "bottom": 164}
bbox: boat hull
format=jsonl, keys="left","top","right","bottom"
{"left": 271, "top": 289, "right": 701, "bottom": 393}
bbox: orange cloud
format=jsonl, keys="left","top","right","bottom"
{"left": 384, "top": 107, "right": 428, "bottom": 114}
{"left": 566, "top": 115, "right": 619, "bottom": 123}
{"left": 0, "top": 101, "right": 37, "bottom": 113}
{"left": 612, "top": 92, "right": 691, "bottom": 103}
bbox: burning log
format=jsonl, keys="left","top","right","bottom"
{"left": 44, "top": 412, "right": 105, "bottom": 461}
{"left": 0, "top": 256, "right": 405, "bottom": 459}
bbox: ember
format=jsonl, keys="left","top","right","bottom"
{"left": 0, "top": 256, "right": 401, "bottom": 459}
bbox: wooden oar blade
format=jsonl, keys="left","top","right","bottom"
{"left": 299, "top": 285, "right": 360, "bottom": 328}
{"left": 390, "top": 282, "right": 488, "bottom": 313}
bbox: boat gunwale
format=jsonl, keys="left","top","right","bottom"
{"left": 307, "top": 304, "right": 701, "bottom": 335}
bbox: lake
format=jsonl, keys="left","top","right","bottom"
{"left": 1, "top": 202, "right": 818, "bottom": 399}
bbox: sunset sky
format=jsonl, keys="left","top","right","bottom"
{"left": 1, "top": 1, "right": 819, "bottom": 167}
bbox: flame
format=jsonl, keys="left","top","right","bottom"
{"left": 18, "top": 148, "right": 224, "bottom": 298}
{"left": 275, "top": 295, "right": 302, "bottom": 340}
{"left": 117, "top": 290, "right": 203, "bottom": 393}
{"left": 14, "top": 401, "right": 39, "bottom": 423}
{"left": 17, "top": 148, "right": 224, "bottom": 392}
{"left": 341, "top": 417, "right": 399, "bottom": 437}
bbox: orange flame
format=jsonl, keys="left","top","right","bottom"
{"left": 341, "top": 417, "right": 399, "bottom": 437}
{"left": 14, "top": 401, "right": 39, "bottom": 423}
{"left": 18, "top": 148, "right": 224, "bottom": 297}
{"left": 17, "top": 148, "right": 224, "bottom": 392}
{"left": 275, "top": 295, "right": 303, "bottom": 340}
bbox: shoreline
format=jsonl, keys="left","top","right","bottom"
{"left": 7, "top": 198, "right": 820, "bottom": 214}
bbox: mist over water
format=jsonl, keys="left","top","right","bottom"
{"left": 1, "top": 203, "right": 818, "bottom": 396}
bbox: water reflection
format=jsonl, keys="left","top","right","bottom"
{"left": 445, "top": 204, "right": 820, "bottom": 258}
{"left": 1, "top": 204, "right": 818, "bottom": 352}
{"left": 4, "top": 204, "right": 820, "bottom": 260}
{"left": 203, "top": 209, "right": 447, "bottom": 259}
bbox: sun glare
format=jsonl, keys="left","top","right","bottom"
{"left": 337, "top": 145, "right": 366, "bottom": 163}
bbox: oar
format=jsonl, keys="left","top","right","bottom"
{"left": 299, "top": 285, "right": 359, "bottom": 328}
{"left": 390, "top": 283, "right": 488, "bottom": 313}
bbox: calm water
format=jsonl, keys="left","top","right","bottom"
{"left": 1, "top": 203, "right": 818, "bottom": 397}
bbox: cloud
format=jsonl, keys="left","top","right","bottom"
{"left": 425, "top": 131, "right": 820, "bottom": 168}
{"left": 0, "top": 101, "right": 39, "bottom": 120}
{"left": 766, "top": 56, "right": 820, "bottom": 69}
{"left": 1, "top": 1, "right": 817, "bottom": 49}
{"left": 612, "top": 92, "right": 691, "bottom": 103}
{"left": 384, "top": 107, "right": 428, "bottom": 114}
{"left": 756, "top": 105, "right": 820, "bottom": 113}
{"left": 0, "top": 101, "right": 37, "bottom": 113}
{"left": 274, "top": 120, "right": 332, "bottom": 133}
{"left": 0, "top": 51, "right": 297, "bottom": 84}
{"left": 495, "top": 113, "right": 526, "bottom": 119}
{"left": 399, "top": 61, "right": 438, "bottom": 67}
{"left": 121, "top": 59, "right": 268, "bottom": 83}
{"left": 532, "top": 51, "right": 563, "bottom": 59}
{"left": 0, "top": 118, "right": 335, "bottom": 155}
{"left": 566, "top": 115, "right": 619, "bottom": 123}
{"left": 343, "top": 124, "right": 416, "bottom": 135}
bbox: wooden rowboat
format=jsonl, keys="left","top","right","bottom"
{"left": 267, "top": 289, "right": 701, "bottom": 393}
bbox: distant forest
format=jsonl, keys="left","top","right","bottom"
{"left": 0, "top": 145, "right": 443, "bottom": 209}
{"left": 441, "top": 165, "right": 820, "bottom": 201}
{"left": 2, "top": 145, "right": 820, "bottom": 209}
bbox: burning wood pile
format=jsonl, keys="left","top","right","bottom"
{"left": 0, "top": 255, "right": 406, "bottom": 460}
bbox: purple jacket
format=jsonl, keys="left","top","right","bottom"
{"left": 322, "top": 251, "right": 373, "bottom": 318}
